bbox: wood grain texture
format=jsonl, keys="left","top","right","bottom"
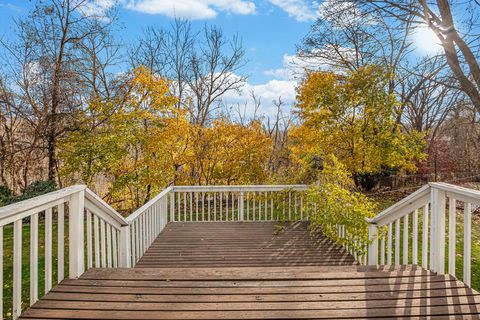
{"left": 20, "top": 222, "right": 480, "bottom": 319}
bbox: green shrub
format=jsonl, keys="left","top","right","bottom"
{"left": 0, "top": 185, "right": 14, "bottom": 206}
{"left": 306, "top": 155, "right": 377, "bottom": 255}
{"left": 16, "top": 180, "right": 57, "bottom": 202}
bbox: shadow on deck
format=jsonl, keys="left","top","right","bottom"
{"left": 20, "top": 221, "right": 480, "bottom": 319}
{"left": 136, "top": 221, "right": 356, "bottom": 268}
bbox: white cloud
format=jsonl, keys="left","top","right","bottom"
{"left": 125, "top": 0, "right": 255, "bottom": 19}
{"left": 263, "top": 51, "right": 336, "bottom": 80}
{"left": 80, "top": 0, "right": 116, "bottom": 19}
{"left": 267, "top": 0, "right": 319, "bottom": 22}
{"left": 222, "top": 78, "right": 297, "bottom": 119}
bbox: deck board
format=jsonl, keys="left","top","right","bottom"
{"left": 136, "top": 221, "right": 357, "bottom": 267}
{"left": 21, "top": 221, "right": 480, "bottom": 319}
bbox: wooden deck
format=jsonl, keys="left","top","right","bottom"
{"left": 21, "top": 222, "right": 480, "bottom": 319}
{"left": 136, "top": 221, "right": 356, "bottom": 267}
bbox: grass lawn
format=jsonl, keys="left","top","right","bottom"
{"left": 2, "top": 221, "right": 68, "bottom": 319}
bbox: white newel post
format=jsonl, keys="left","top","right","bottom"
{"left": 430, "top": 186, "right": 446, "bottom": 274}
{"left": 367, "top": 223, "right": 378, "bottom": 265}
{"left": 239, "top": 192, "right": 245, "bottom": 221}
{"left": 69, "top": 190, "right": 85, "bottom": 278}
{"left": 170, "top": 191, "right": 175, "bottom": 222}
{"left": 119, "top": 225, "right": 131, "bottom": 267}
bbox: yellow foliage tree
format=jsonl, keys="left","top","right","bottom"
{"left": 291, "top": 65, "right": 425, "bottom": 188}
{"left": 191, "top": 119, "right": 271, "bottom": 185}
{"left": 60, "top": 66, "right": 182, "bottom": 212}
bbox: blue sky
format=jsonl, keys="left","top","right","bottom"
{"left": 0, "top": 0, "right": 440, "bottom": 117}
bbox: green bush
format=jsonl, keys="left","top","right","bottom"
{"left": 0, "top": 185, "right": 14, "bottom": 206}
{"left": 16, "top": 180, "right": 57, "bottom": 202}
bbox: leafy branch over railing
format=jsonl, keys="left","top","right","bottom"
{"left": 304, "top": 155, "right": 377, "bottom": 257}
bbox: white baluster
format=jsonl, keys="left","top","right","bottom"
{"left": 464, "top": 202, "right": 472, "bottom": 286}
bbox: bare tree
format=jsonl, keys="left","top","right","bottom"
{"left": 131, "top": 20, "right": 247, "bottom": 126}
{"left": 0, "top": 0, "right": 117, "bottom": 185}
{"left": 359, "top": 0, "right": 480, "bottom": 112}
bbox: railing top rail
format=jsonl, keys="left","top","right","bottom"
{"left": 0, "top": 184, "right": 86, "bottom": 223}
{"left": 85, "top": 188, "right": 128, "bottom": 226}
{"left": 126, "top": 186, "right": 173, "bottom": 223}
{"left": 429, "top": 182, "right": 480, "bottom": 205}
{"left": 368, "top": 184, "right": 430, "bottom": 226}
{"left": 172, "top": 185, "right": 309, "bottom": 192}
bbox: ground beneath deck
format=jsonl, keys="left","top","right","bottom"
{"left": 21, "top": 222, "right": 480, "bottom": 319}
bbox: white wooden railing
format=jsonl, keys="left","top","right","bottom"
{"left": 169, "top": 185, "right": 309, "bottom": 222}
{"left": 125, "top": 187, "right": 171, "bottom": 266}
{"left": 0, "top": 185, "right": 128, "bottom": 319}
{"left": 0, "top": 184, "right": 308, "bottom": 319}
{"left": 367, "top": 182, "right": 480, "bottom": 286}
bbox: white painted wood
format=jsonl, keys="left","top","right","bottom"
{"left": 219, "top": 192, "right": 222, "bottom": 222}
{"left": 214, "top": 192, "right": 217, "bottom": 221}
{"left": 184, "top": 192, "right": 187, "bottom": 221}
{"left": 196, "top": 192, "right": 199, "bottom": 222}
{"left": 430, "top": 182, "right": 480, "bottom": 205}
{"left": 190, "top": 192, "right": 193, "bottom": 221}
{"left": 57, "top": 203, "right": 65, "bottom": 282}
{"left": 112, "top": 229, "right": 118, "bottom": 267}
{"left": 232, "top": 193, "right": 236, "bottom": 221}
{"left": 380, "top": 236, "right": 385, "bottom": 265}
{"left": 202, "top": 192, "right": 205, "bottom": 221}
{"left": 127, "top": 187, "right": 172, "bottom": 223}
{"left": 395, "top": 219, "right": 400, "bottom": 265}
{"left": 135, "top": 219, "right": 140, "bottom": 262}
{"left": 0, "top": 185, "right": 85, "bottom": 227}
{"left": 208, "top": 193, "right": 211, "bottom": 221}
{"left": 422, "top": 204, "right": 429, "bottom": 269}
{"left": 239, "top": 192, "right": 245, "bottom": 221}
{"left": 431, "top": 187, "right": 446, "bottom": 274}
{"left": 252, "top": 193, "right": 256, "bottom": 221}
{"left": 369, "top": 185, "right": 430, "bottom": 225}
{"left": 270, "top": 193, "right": 274, "bottom": 220}
{"left": 94, "top": 214, "right": 100, "bottom": 268}
{"left": 45, "top": 207, "right": 53, "bottom": 293}
{"left": 86, "top": 209, "right": 92, "bottom": 269}
{"left": 225, "top": 192, "right": 228, "bottom": 221}
{"left": 100, "top": 219, "right": 106, "bottom": 267}
{"left": 106, "top": 224, "right": 112, "bottom": 268}
{"left": 403, "top": 213, "right": 409, "bottom": 265}
{"left": 448, "top": 197, "right": 456, "bottom": 276}
{"left": 464, "top": 202, "right": 472, "bottom": 286}
{"left": 264, "top": 192, "right": 267, "bottom": 221}
{"left": 367, "top": 224, "right": 378, "bottom": 265}
{"left": 257, "top": 193, "right": 261, "bottom": 221}
{"left": 387, "top": 222, "right": 392, "bottom": 265}
{"left": 300, "top": 195, "right": 303, "bottom": 221}
{"left": 30, "top": 213, "right": 38, "bottom": 306}
{"left": 172, "top": 185, "right": 309, "bottom": 192}
{"left": 119, "top": 225, "right": 131, "bottom": 268}
{"left": 69, "top": 190, "right": 85, "bottom": 279}
{"left": 412, "top": 209, "right": 418, "bottom": 265}
{"left": 170, "top": 191, "right": 174, "bottom": 222}
{"left": 288, "top": 192, "right": 292, "bottom": 220}
{"left": 294, "top": 194, "right": 297, "bottom": 221}
{"left": 177, "top": 192, "right": 181, "bottom": 221}
{"left": 13, "top": 219, "right": 22, "bottom": 320}
{"left": 246, "top": 192, "right": 250, "bottom": 221}
{"left": 84, "top": 188, "right": 127, "bottom": 225}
